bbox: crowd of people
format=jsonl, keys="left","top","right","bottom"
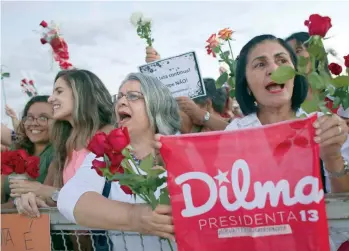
{"left": 1, "top": 30, "right": 349, "bottom": 251}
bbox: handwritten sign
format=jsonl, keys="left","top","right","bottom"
{"left": 139, "top": 51, "right": 206, "bottom": 99}
{"left": 1, "top": 214, "right": 50, "bottom": 251}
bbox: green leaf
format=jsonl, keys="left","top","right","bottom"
{"left": 111, "top": 173, "right": 145, "bottom": 183}
{"left": 212, "top": 46, "right": 220, "bottom": 54}
{"left": 297, "top": 56, "right": 309, "bottom": 75}
{"left": 159, "top": 188, "right": 170, "bottom": 205}
{"left": 138, "top": 154, "right": 154, "bottom": 174}
{"left": 121, "top": 158, "right": 135, "bottom": 173}
{"left": 332, "top": 76, "right": 349, "bottom": 88}
{"left": 328, "top": 86, "right": 336, "bottom": 96}
{"left": 1, "top": 72, "right": 10, "bottom": 78}
{"left": 270, "top": 65, "right": 296, "bottom": 84}
{"left": 301, "top": 99, "right": 319, "bottom": 113}
{"left": 147, "top": 167, "right": 165, "bottom": 177}
{"left": 308, "top": 72, "right": 326, "bottom": 90}
{"left": 319, "top": 103, "right": 330, "bottom": 114}
{"left": 228, "top": 76, "right": 235, "bottom": 89}
{"left": 342, "top": 96, "right": 349, "bottom": 110}
{"left": 223, "top": 51, "right": 230, "bottom": 58}
{"left": 333, "top": 97, "right": 341, "bottom": 108}
{"left": 121, "top": 148, "right": 131, "bottom": 158}
{"left": 148, "top": 192, "right": 158, "bottom": 210}
{"left": 155, "top": 176, "right": 167, "bottom": 188}
{"left": 216, "top": 72, "right": 228, "bottom": 88}
{"left": 307, "top": 38, "right": 326, "bottom": 60}
{"left": 229, "top": 89, "right": 235, "bottom": 98}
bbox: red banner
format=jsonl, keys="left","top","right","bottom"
{"left": 160, "top": 115, "right": 330, "bottom": 251}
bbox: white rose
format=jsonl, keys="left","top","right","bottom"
{"left": 140, "top": 17, "right": 152, "bottom": 26}
{"left": 130, "top": 12, "right": 143, "bottom": 27}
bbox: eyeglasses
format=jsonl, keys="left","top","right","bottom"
{"left": 115, "top": 91, "right": 144, "bottom": 102}
{"left": 23, "top": 116, "right": 49, "bottom": 126}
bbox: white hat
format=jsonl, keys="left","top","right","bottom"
{"left": 337, "top": 105, "right": 349, "bottom": 118}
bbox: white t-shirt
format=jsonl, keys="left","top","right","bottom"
{"left": 225, "top": 113, "right": 349, "bottom": 193}
{"left": 57, "top": 153, "right": 175, "bottom": 251}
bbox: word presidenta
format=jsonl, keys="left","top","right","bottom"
{"left": 176, "top": 159, "right": 324, "bottom": 217}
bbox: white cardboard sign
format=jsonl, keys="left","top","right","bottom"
{"left": 139, "top": 51, "right": 206, "bottom": 98}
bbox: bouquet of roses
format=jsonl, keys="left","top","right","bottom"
{"left": 271, "top": 14, "right": 349, "bottom": 113}
{"left": 39, "top": 20, "right": 73, "bottom": 70}
{"left": 88, "top": 127, "right": 173, "bottom": 249}
{"left": 205, "top": 28, "right": 238, "bottom": 97}
{"left": 20, "top": 79, "right": 38, "bottom": 97}
{"left": 1, "top": 149, "right": 40, "bottom": 179}
{"left": 130, "top": 12, "right": 154, "bottom": 47}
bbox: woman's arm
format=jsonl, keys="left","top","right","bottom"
{"left": 5, "top": 105, "right": 20, "bottom": 130}
{"left": 327, "top": 158, "right": 349, "bottom": 193}
{"left": 1, "top": 124, "right": 13, "bottom": 146}
{"left": 9, "top": 162, "right": 58, "bottom": 206}
{"left": 58, "top": 153, "right": 174, "bottom": 239}
{"left": 176, "top": 97, "right": 228, "bottom": 131}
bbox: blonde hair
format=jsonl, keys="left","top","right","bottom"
{"left": 51, "top": 69, "right": 113, "bottom": 187}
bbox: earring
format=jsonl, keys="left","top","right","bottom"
{"left": 247, "top": 88, "right": 251, "bottom": 95}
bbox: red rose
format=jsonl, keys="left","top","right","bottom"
{"left": 120, "top": 185, "right": 133, "bottom": 195}
{"left": 17, "top": 149, "right": 29, "bottom": 159}
{"left": 107, "top": 152, "right": 124, "bottom": 167}
{"left": 26, "top": 156, "right": 40, "bottom": 179}
{"left": 21, "top": 79, "right": 27, "bottom": 84}
{"left": 14, "top": 158, "right": 26, "bottom": 174}
{"left": 40, "top": 38, "right": 47, "bottom": 45}
{"left": 28, "top": 80, "right": 34, "bottom": 85}
{"left": 50, "top": 37, "right": 67, "bottom": 51}
{"left": 59, "top": 61, "right": 73, "bottom": 70}
{"left": 206, "top": 34, "right": 219, "bottom": 49}
{"left": 106, "top": 127, "right": 130, "bottom": 153}
{"left": 92, "top": 159, "right": 106, "bottom": 177}
{"left": 344, "top": 55, "right": 349, "bottom": 68}
{"left": 88, "top": 132, "right": 108, "bottom": 157}
{"left": 1, "top": 151, "right": 14, "bottom": 175}
{"left": 110, "top": 164, "right": 125, "bottom": 175}
{"left": 304, "top": 14, "right": 332, "bottom": 38}
{"left": 205, "top": 45, "right": 216, "bottom": 58}
{"left": 328, "top": 63, "right": 342, "bottom": 76}
{"left": 218, "top": 28, "right": 233, "bottom": 40}
{"left": 40, "top": 20, "right": 48, "bottom": 28}
{"left": 1, "top": 164, "right": 13, "bottom": 175}
{"left": 57, "top": 51, "right": 70, "bottom": 60}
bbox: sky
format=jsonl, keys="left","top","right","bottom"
{"left": 1, "top": 0, "right": 349, "bottom": 125}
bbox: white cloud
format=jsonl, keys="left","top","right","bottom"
{"left": 1, "top": 1, "right": 349, "bottom": 124}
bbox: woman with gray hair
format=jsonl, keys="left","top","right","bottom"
{"left": 57, "top": 73, "right": 180, "bottom": 251}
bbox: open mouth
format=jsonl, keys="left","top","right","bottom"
{"left": 53, "top": 104, "right": 61, "bottom": 111}
{"left": 118, "top": 111, "right": 132, "bottom": 123}
{"left": 30, "top": 130, "right": 43, "bottom": 135}
{"left": 265, "top": 82, "right": 285, "bottom": 93}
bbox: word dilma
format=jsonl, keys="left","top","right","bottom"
{"left": 175, "top": 159, "right": 324, "bottom": 218}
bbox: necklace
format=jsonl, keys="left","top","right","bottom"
{"left": 129, "top": 152, "right": 157, "bottom": 167}
{"left": 130, "top": 152, "right": 141, "bottom": 166}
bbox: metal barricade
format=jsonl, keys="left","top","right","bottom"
{"left": 1, "top": 193, "right": 349, "bottom": 251}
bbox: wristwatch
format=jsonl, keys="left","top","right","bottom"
{"left": 203, "top": 111, "right": 210, "bottom": 124}
{"left": 327, "top": 159, "right": 349, "bottom": 178}
{"left": 51, "top": 189, "right": 60, "bottom": 202}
